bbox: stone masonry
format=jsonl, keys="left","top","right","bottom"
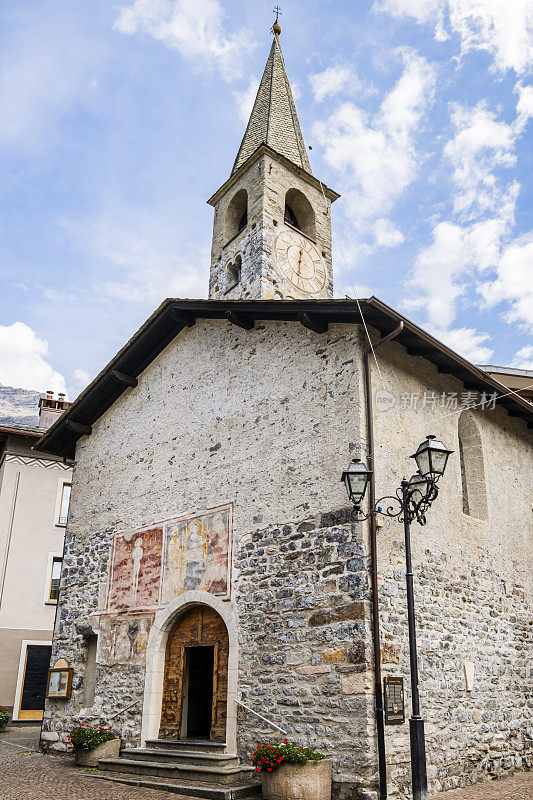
{"left": 208, "top": 150, "right": 335, "bottom": 301}
{"left": 40, "top": 319, "right": 532, "bottom": 799}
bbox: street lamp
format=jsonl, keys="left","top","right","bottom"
{"left": 341, "top": 435, "right": 453, "bottom": 800}
{"left": 411, "top": 435, "right": 453, "bottom": 479}
{"left": 341, "top": 458, "right": 373, "bottom": 507}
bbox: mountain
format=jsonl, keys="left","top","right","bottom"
{"left": 0, "top": 385, "right": 41, "bottom": 427}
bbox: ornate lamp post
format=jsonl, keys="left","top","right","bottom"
{"left": 341, "top": 435, "right": 453, "bottom": 800}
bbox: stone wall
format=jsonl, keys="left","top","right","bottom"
{"left": 39, "top": 318, "right": 532, "bottom": 799}
{"left": 234, "top": 510, "right": 377, "bottom": 799}
{"left": 40, "top": 320, "right": 367, "bottom": 780}
{"left": 368, "top": 337, "right": 533, "bottom": 796}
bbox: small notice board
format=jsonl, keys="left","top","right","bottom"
{"left": 383, "top": 676, "right": 405, "bottom": 725}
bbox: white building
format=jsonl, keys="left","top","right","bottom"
{"left": 0, "top": 393, "right": 72, "bottom": 720}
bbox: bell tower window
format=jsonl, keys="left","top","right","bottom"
{"left": 225, "top": 255, "right": 242, "bottom": 293}
{"left": 226, "top": 189, "right": 248, "bottom": 242}
{"left": 284, "top": 188, "right": 316, "bottom": 240}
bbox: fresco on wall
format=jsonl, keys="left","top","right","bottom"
{"left": 107, "top": 526, "right": 163, "bottom": 611}
{"left": 104, "top": 503, "right": 233, "bottom": 614}
{"left": 97, "top": 614, "right": 154, "bottom": 667}
{"left": 161, "top": 505, "right": 232, "bottom": 602}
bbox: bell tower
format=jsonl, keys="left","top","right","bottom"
{"left": 207, "top": 19, "right": 339, "bottom": 301}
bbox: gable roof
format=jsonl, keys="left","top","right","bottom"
{"left": 34, "top": 297, "right": 533, "bottom": 459}
{"left": 232, "top": 34, "right": 311, "bottom": 175}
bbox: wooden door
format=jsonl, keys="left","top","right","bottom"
{"left": 159, "top": 606, "right": 229, "bottom": 741}
{"left": 18, "top": 645, "right": 52, "bottom": 721}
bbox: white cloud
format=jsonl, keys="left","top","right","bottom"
{"left": 480, "top": 233, "right": 533, "bottom": 333}
{"left": 432, "top": 326, "right": 493, "bottom": 362}
{"left": 114, "top": 0, "right": 255, "bottom": 81}
{"left": 233, "top": 77, "right": 259, "bottom": 124}
{"left": 511, "top": 345, "right": 533, "bottom": 369}
{"left": 309, "top": 65, "right": 376, "bottom": 103}
{"left": 313, "top": 49, "right": 436, "bottom": 249}
{"left": 374, "top": 0, "right": 533, "bottom": 75}
{"left": 373, "top": 218, "right": 405, "bottom": 247}
{"left": 404, "top": 86, "right": 531, "bottom": 352}
{"left": 0, "top": 322, "right": 66, "bottom": 394}
{"left": 404, "top": 191, "right": 516, "bottom": 329}
{"left": 73, "top": 368, "right": 91, "bottom": 389}
{"left": 514, "top": 81, "right": 533, "bottom": 132}
{"left": 58, "top": 212, "right": 207, "bottom": 305}
{"left": 444, "top": 101, "right": 517, "bottom": 217}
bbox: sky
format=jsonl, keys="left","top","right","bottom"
{"left": 0, "top": 0, "right": 532, "bottom": 398}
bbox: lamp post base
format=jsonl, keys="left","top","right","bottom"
{"left": 409, "top": 717, "right": 428, "bottom": 800}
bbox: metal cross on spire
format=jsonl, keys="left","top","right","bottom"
{"left": 272, "top": 5, "right": 282, "bottom": 36}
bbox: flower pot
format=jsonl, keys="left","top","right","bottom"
{"left": 75, "top": 738, "right": 121, "bottom": 767}
{"left": 261, "top": 760, "right": 332, "bottom": 800}
{"left": 0, "top": 721, "right": 8, "bottom": 732}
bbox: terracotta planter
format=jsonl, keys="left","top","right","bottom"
{"left": 75, "top": 738, "right": 121, "bottom": 767}
{"left": 261, "top": 760, "right": 332, "bottom": 800}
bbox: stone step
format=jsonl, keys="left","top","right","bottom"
{"left": 122, "top": 747, "right": 240, "bottom": 769}
{"left": 81, "top": 771, "right": 262, "bottom": 799}
{"left": 146, "top": 738, "right": 228, "bottom": 753}
{"left": 98, "top": 756, "right": 256, "bottom": 785}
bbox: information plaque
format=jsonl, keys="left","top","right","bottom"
{"left": 383, "top": 676, "right": 405, "bottom": 725}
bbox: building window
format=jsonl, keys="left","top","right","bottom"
{"left": 57, "top": 483, "right": 71, "bottom": 526}
{"left": 48, "top": 557, "right": 62, "bottom": 602}
{"left": 458, "top": 410, "right": 488, "bottom": 520}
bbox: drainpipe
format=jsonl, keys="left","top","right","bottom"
{"left": 363, "top": 320, "right": 403, "bottom": 800}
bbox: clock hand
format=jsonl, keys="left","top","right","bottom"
{"left": 296, "top": 248, "right": 303, "bottom": 275}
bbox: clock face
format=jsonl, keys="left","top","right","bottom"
{"left": 274, "top": 230, "right": 327, "bottom": 295}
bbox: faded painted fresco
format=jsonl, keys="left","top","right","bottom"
{"left": 104, "top": 504, "right": 233, "bottom": 614}
{"left": 97, "top": 614, "right": 154, "bottom": 667}
{"left": 161, "top": 506, "right": 232, "bottom": 602}
{"left": 107, "top": 527, "right": 163, "bottom": 611}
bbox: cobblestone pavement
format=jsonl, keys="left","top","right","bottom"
{"left": 435, "top": 774, "right": 532, "bottom": 800}
{"left": 0, "top": 727, "right": 530, "bottom": 799}
{"left": 0, "top": 726, "right": 196, "bottom": 800}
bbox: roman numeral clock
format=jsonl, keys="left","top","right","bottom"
{"left": 274, "top": 229, "right": 327, "bottom": 298}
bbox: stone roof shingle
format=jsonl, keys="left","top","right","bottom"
{"left": 232, "top": 34, "right": 312, "bottom": 175}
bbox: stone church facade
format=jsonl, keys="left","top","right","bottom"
{"left": 37, "top": 27, "right": 532, "bottom": 800}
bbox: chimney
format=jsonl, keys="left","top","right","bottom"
{"left": 38, "top": 391, "right": 72, "bottom": 430}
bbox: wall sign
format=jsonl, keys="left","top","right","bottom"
{"left": 383, "top": 676, "right": 405, "bottom": 725}
{"left": 46, "top": 667, "right": 73, "bottom": 700}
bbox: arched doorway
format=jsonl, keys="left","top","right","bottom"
{"left": 159, "top": 605, "right": 229, "bottom": 741}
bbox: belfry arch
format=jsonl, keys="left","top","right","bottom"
{"left": 284, "top": 188, "right": 316, "bottom": 240}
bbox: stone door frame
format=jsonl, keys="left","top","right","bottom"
{"left": 141, "top": 590, "right": 238, "bottom": 752}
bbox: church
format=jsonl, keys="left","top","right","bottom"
{"left": 36, "top": 22, "right": 532, "bottom": 800}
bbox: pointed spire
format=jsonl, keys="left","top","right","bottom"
{"left": 231, "top": 21, "right": 312, "bottom": 176}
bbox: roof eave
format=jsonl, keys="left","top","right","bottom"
{"left": 34, "top": 296, "right": 533, "bottom": 459}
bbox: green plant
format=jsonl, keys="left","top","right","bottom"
{"left": 251, "top": 738, "right": 325, "bottom": 773}
{"left": 68, "top": 724, "right": 116, "bottom": 751}
{"left": 0, "top": 706, "right": 11, "bottom": 724}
